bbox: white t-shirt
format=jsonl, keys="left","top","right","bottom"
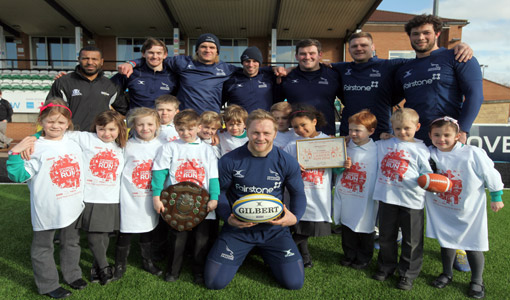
{"left": 159, "top": 123, "right": 179, "bottom": 143}
{"left": 284, "top": 132, "right": 333, "bottom": 222}
{"left": 217, "top": 131, "right": 248, "bottom": 157}
{"left": 120, "top": 137, "right": 164, "bottom": 233}
{"left": 67, "top": 131, "right": 124, "bottom": 204}
{"left": 373, "top": 137, "right": 432, "bottom": 209}
{"left": 153, "top": 138, "right": 219, "bottom": 219}
{"left": 425, "top": 142, "right": 504, "bottom": 251}
{"left": 334, "top": 139, "right": 378, "bottom": 233}
{"left": 24, "top": 136, "right": 85, "bottom": 231}
{"left": 274, "top": 129, "right": 299, "bottom": 150}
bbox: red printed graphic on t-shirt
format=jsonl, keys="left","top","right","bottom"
{"left": 436, "top": 169, "right": 462, "bottom": 205}
{"left": 380, "top": 150, "right": 409, "bottom": 182}
{"left": 302, "top": 169, "right": 325, "bottom": 185}
{"left": 49, "top": 155, "right": 81, "bottom": 189}
{"left": 89, "top": 149, "right": 120, "bottom": 182}
{"left": 168, "top": 136, "right": 178, "bottom": 142}
{"left": 132, "top": 159, "right": 153, "bottom": 190}
{"left": 341, "top": 162, "right": 367, "bottom": 193}
{"left": 175, "top": 159, "right": 206, "bottom": 187}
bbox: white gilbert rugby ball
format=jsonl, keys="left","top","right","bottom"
{"left": 232, "top": 194, "right": 284, "bottom": 223}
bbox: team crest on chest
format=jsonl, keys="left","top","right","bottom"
{"left": 428, "top": 63, "right": 441, "bottom": 71}
{"left": 369, "top": 69, "right": 381, "bottom": 77}
{"left": 160, "top": 82, "right": 170, "bottom": 90}
{"left": 258, "top": 80, "right": 267, "bottom": 88}
{"left": 215, "top": 67, "right": 226, "bottom": 76}
{"left": 71, "top": 89, "right": 82, "bottom": 97}
{"left": 318, "top": 77, "right": 329, "bottom": 85}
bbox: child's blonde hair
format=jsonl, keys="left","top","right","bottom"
{"left": 155, "top": 94, "right": 180, "bottom": 109}
{"left": 200, "top": 111, "right": 222, "bottom": 128}
{"left": 270, "top": 101, "right": 292, "bottom": 114}
{"left": 92, "top": 110, "right": 128, "bottom": 148}
{"left": 127, "top": 107, "right": 160, "bottom": 138}
{"left": 390, "top": 108, "right": 419, "bottom": 125}
{"left": 174, "top": 109, "right": 200, "bottom": 128}
{"left": 223, "top": 104, "right": 248, "bottom": 124}
{"left": 38, "top": 98, "right": 74, "bottom": 135}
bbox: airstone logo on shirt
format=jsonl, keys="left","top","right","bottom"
{"left": 89, "top": 149, "right": 120, "bottom": 182}
{"left": 343, "top": 81, "right": 379, "bottom": 91}
{"left": 132, "top": 159, "right": 153, "bottom": 189}
{"left": 380, "top": 150, "right": 409, "bottom": 182}
{"left": 340, "top": 162, "right": 367, "bottom": 193}
{"left": 235, "top": 181, "right": 282, "bottom": 193}
{"left": 175, "top": 159, "right": 206, "bottom": 187}
{"left": 436, "top": 169, "right": 463, "bottom": 206}
{"left": 403, "top": 73, "right": 441, "bottom": 90}
{"left": 49, "top": 154, "right": 81, "bottom": 189}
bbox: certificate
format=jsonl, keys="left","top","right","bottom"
{"left": 296, "top": 137, "right": 347, "bottom": 169}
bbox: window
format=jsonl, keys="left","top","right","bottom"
{"left": 188, "top": 38, "right": 247, "bottom": 66}
{"left": 117, "top": 37, "right": 175, "bottom": 62}
{"left": 276, "top": 40, "right": 302, "bottom": 67}
{"left": 389, "top": 50, "right": 416, "bottom": 59}
{"left": 31, "top": 37, "right": 75, "bottom": 68}
{"left": 5, "top": 37, "right": 18, "bottom": 68}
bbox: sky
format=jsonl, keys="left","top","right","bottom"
{"left": 377, "top": 0, "right": 510, "bottom": 86}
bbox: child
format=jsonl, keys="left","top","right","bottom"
{"left": 334, "top": 110, "right": 378, "bottom": 270}
{"left": 426, "top": 116, "right": 504, "bottom": 298}
{"left": 6, "top": 98, "right": 86, "bottom": 298}
{"left": 68, "top": 111, "right": 127, "bottom": 285}
{"left": 156, "top": 94, "right": 180, "bottom": 143}
{"left": 198, "top": 111, "right": 222, "bottom": 146}
{"left": 283, "top": 104, "right": 347, "bottom": 268}
{"left": 114, "top": 107, "right": 164, "bottom": 280}
{"left": 152, "top": 109, "right": 220, "bottom": 284}
{"left": 217, "top": 104, "right": 248, "bottom": 156}
{"left": 270, "top": 101, "right": 298, "bottom": 149}
{"left": 151, "top": 94, "right": 180, "bottom": 260}
{"left": 372, "top": 108, "right": 432, "bottom": 290}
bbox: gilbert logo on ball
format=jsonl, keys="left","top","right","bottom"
{"left": 232, "top": 194, "right": 284, "bottom": 223}
{"left": 417, "top": 173, "right": 452, "bottom": 193}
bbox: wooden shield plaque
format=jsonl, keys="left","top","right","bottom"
{"left": 160, "top": 181, "right": 210, "bottom": 231}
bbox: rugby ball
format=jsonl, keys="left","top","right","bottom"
{"left": 417, "top": 173, "right": 452, "bottom": 193}
{"left": 232, "top": 194, "right": 284, "bottom": 223}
